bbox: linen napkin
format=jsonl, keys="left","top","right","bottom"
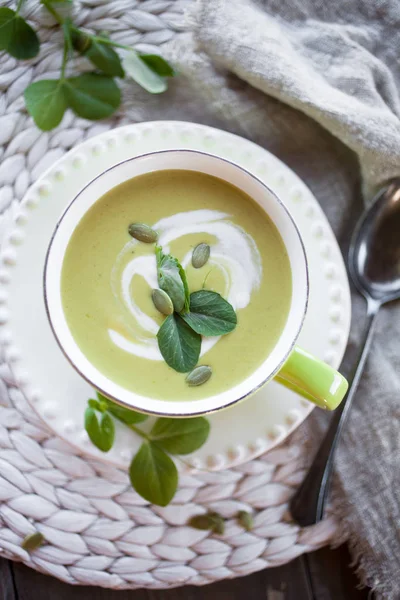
{"left": 160, "top": 0, "right": 400, "bottom": 597}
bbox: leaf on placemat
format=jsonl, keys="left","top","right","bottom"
{"left": 182, "top": 290, "right": 237, "bottom": 336}
{"left": 84, "top": 407, "right": 115, "bottom": 452}
{"left": 85, "top": 39, "right": 124, "bottom": 77}
{"left": 24, "top": 79, "right": 67, "bottom": 131}
{"left": 157, "top": 313, "right": 201, "bottom": 373}
{"left": 138, "top": 54, "right": 175, "bottom": 77}
{"left": 129, "top": 441, "right": 178, "bottom": 506}
{"left": 189, "top": 512, "right": 225, "bottom": 534}
{"left": 70, "top": 26, "right": 92, "bottom": 53}
{"left": 122, "top": 50, "right": 168, "bottom": 94}
{"left": 96, "top": 392, "right": 148, "bottom": 425}
{"left": 63, "top": 73, "right": 120, "bottom": 120}
{"left": 150, "top": 417, "right": 210, "bottom": 455}
{"left": 0, "top": 7, "right": 40, "bottom": 60}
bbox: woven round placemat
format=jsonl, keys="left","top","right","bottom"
{"left": 0, "top": 0, "right": 339, "bottom": 589}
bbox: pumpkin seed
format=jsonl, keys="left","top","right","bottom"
{"left": 128, "top": 223, "right": 158, "bottom": 243}
{"left": 192, "top": 243, "right": 210, "bottom": 269}
{"left": 188, "top": 511, "right": 225, "bottom": 534}
{"left": 185, "top": 365, "right": 212, "bottom": 387}
{"left": 21, "top": 532, "right": 44, "bottom": 552}
{"left": 237, "top": 510, "right": 254, "bottom": 531}
{"left": 152, "top": 288, "right": 174, "bottom": 316}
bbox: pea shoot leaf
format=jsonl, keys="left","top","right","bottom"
{"left": 182, "top": 290, "right": 237, "bottom": 336}
{"left": 0, "top": 8, "right": 15, "bottom": 51}
{"left": 0, "top": 7, "right": 39, "bottom": 60}
{"left": 85, "top": 38, "right": 124, "bottom": 77}
{"left": 96, "top": 392, "right": 148, "bottom": 425}
{"left": 129, "top": 441, "right": 178, "bottom": 506}
{"left": 156, "top": 246, "right": 189, "bottom": 313}
{"left": 122, "top": 50, "right": 167, "bottom": 94}
{"left": 84, "top": 407, "right": 115, "bottom": 452}
{"left": 64, "top": 73, "right": 120, "bottom": 120}
{"left": 70, "top": 26, "right": 92, "bottom": 53}
{"left": 157, "top": 314, "right": 201, "bottom": 373}
{"left": 24, "top": 79, "right": 67, "bottom": 131}
{"left": 150, "top": 417, "right": 210, "bottom": 455}
{"left": 138, "top": 54, "right": 175, "bottom": 77}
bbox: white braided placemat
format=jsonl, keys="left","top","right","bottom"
{"left": 0, "top": 0, "right": 340, "bottom": 589}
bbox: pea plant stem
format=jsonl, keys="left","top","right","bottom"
{"left": 16, "top": 0, "right": 25, "bottom": 14}
{"left": 41, "top": 0, "right": 64, "bottom": 24}
{"left": 92, "top": 35, "right": 132, "bottom": 52}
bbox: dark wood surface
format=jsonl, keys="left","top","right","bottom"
{"left": 0, "top": 545, "right": 370, "bottom": 599}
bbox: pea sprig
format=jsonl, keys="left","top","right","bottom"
{"left": 0, "top": 0, "right": 175, "bottom": 131}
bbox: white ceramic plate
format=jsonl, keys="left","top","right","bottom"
{"left": 0, "top": 122, "right": 351, "bottom": 471}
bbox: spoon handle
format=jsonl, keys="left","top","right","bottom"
{"left": 290, "top": 300, "right": 380, "bottom": 527}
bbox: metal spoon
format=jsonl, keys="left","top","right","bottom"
{"left": 290, "top": 179, "right": 400, "bottom": 526}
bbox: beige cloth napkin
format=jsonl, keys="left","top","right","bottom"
{"left": 160, "top": 0, "right": 400, "bottom": 597}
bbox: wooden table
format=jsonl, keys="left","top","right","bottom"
{"left": 0, "top": 544, "right": 369, "bottom": 599}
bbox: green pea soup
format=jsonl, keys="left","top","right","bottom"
{"left": 61, "top": 170, "right": 292, "bottom": 401}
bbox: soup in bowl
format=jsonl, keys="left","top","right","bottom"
{"left": 44, "top": 150, "right": 348, "bottom": 416}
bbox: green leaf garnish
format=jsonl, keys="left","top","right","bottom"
{"left": 150, "top": 417, "right": 210, "bottom": 455}
{"left": 0, "top": 7, "right": 39, "bottom": 60}
{"left": 129, "top": 441, "right": 178, "bottom": 506}
{"left": 63, "top": 73, "right": 120, "bottom": 120}
{"left": 24, "top": 79, "right": 67, "bottom": 131}
{"left": 157, "top": 313, "right": 201, "bottom": 373}
{"left": 138, "top": 54, "right": 175, "bottom": 77}
{"left": 181, "top": 290, "right": 237, "bottom": 336}
{"left": 84, "top": 38, "right": 124, "bottom": 78}
{"left": 156, "top": 246, "right": 189, "bottom": 313}
{"left": 84, "top": 407, "right": 115, "bottom": 452}
{"left": 96, "top": 392, "right": 148, "bottom": 425}
{"left": 122, "top": 50, "right": 168, "bottom": 94}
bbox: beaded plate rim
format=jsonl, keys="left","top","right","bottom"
{"left": 0, "top": 121, "right": 351, "bottom": 472}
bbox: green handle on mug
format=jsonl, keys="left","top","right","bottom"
{"left": 274, "top": 346, "right": 348, "bottom": 410}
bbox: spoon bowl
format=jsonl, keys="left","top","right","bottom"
{"left": 349, "top": 178, "right": 400, "bottom": 304}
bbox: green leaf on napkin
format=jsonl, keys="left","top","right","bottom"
{"left": 122, "top": 50, "right": 168, "bottom": 94}
{"left": 139, "top": 54, "right": 175, "bottom": 77}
